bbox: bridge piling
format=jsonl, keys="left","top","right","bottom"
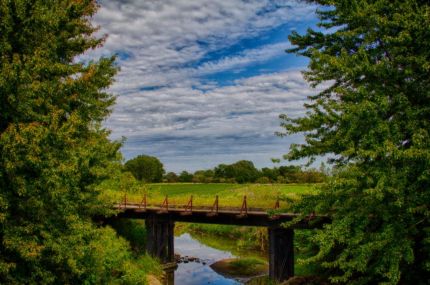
{"left": 145, "top": 215, "right": 175, "bottom": 263}
{"left": 268, "top": 227, "right": 294, "bottom": 282}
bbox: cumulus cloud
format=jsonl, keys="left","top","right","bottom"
{"left": 85, "top": 0, "right": 322, "bottom": 171}
{"left": 107, "top": 71, "right": 312, "bottom": 138}
{"left": 85, "top": 0, "right": 317, "bottom": 91}
{"left": 105, "top": 70, "right": 324, "bottom": 171}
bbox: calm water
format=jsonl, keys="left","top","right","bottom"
{"left": 173, "top": 233, "right": 243, "bottom": 285}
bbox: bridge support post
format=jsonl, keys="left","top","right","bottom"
{"left": 268, "top": 227, "right": 294, "bottom": 282}
{"left": 145, "top": 215, "right": 175, "bottom": 263}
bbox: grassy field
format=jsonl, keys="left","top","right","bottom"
{"left": 103, "top": 183, "right": 317, "bottom": 209}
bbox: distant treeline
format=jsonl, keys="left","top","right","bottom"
{"left": 124, "top": 155, "right": 328, "bottom": 184}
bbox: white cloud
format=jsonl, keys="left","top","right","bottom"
{"left": 83, "top": 0, "right": 317, "bottom": 92}
{"left": 85, "top": 0, "right": 321, "bottom": 171}
{"left": 193, "top": 42, "right": 291, "bottom": 75}
{"left": 105, "top": 70, "right": 325, "bottom": 171}
{"left": 106, "top": 71, "right": 311, "bottom": 137}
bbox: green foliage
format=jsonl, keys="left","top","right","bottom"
{"left": 280, "top": 0, "right": 430, "bottom": 283}
{"left": 124, "top": 155, "right": 165, "bottom": 182}
{"left": 229, "top": 257, "right": 265, "bottom": 267}
{"left": 164, "top": 172, "right": 179, "bottom": 183}
{"left": 178, "top": 171, "right": 193, "bottom": 182}
{"left": 0, "top": 1, "right": 156, "bottom": 283}
{"left": 255, "top": 176, "right": 271, "bottom": 184}
{"left": 230, "top": 160, "right": 260, "bottom": 183}
{"left": 169, "top": 161, "right": 327, "bottom": 184}
{"left": 260, "top": 165, "right": 327, "bottom": 183}
{"left": 77, "top": 226, "right": 150, "bottom": 285}
{"left": 109, "top": 219, "right": 147, "bottom": 253}
{"left": 214, "top": 160, "right": 260, "bottom": 183}
{"left": 227, "top": 258, "right": 267, "bottom": 276}
{"left": 97, "top": 170, "right": 141, "bottom": 200}
{"left": 192, "top": 169, "right": 215, "bottom": 183}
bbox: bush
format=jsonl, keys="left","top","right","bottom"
{"left": 256, "top": 176, "right": 271, "bottom": 184}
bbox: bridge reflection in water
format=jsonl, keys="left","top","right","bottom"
{"left": 161, "top": 263, "right": 176, "bottom": 285}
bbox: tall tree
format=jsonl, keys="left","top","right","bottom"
{"left": 0, "top": 1, "right": 145, "bottom": 283}
{"left": 178, "top": 170, "right": 193, "bottom": 182}
{"left": 280, "top": 0, "right": 430, "bottom": 284}
{"left": 124, "top": 155, "right": 165, "bottom": 183}
{"left": 228, "top": 160, "right": 260, "bottom": 183}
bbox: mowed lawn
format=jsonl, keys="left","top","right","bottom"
{"left": 104, "top": 183, "right": 318, "bottom": 209}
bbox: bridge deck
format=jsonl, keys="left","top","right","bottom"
{"left": 113, "top": 203, "right": 323, "bottom": 228}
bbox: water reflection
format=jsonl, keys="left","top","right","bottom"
{"left": 171, "top": 233, "right": 242, "bottom": 285}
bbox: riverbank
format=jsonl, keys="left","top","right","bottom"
{"left": 211, "top": 258, "right": 268, "bottom": 278}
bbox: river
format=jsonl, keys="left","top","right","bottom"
{"left": 168, "top": 233, "right": 267, "bottom": 285}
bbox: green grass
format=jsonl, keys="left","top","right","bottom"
{"left": 146, "top": 183, "right": 243, "bottom": 195}
{"left": 211, "top": 257, "right": 268, "bottom": 277}
{"left": 103, "top": 182, "right": 317, "bottom": 209}
{"left": 229, "top": 258, "right": 266, "bottom": 273}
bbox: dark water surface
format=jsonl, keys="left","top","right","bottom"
{"left": 173, "top": 233, "right": 243, "bottom": 285}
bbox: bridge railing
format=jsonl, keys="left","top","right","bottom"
{"left": 117, "top": 193, "right": 282, "bottom": 216}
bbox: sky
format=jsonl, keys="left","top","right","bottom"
{"left": 85, "top": 0, "right": 323, "bottom": 173}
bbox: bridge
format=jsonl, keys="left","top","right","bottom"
{"left": 109, "top": 194, "right": 327, "bottom": 283}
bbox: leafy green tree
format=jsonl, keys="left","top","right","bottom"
{"left": 280, "top": 0, "right": 430, "bottom": 283}
{"left": 295, "top": 169, "right": 326, "bottom": 183}
{"left": 214, "top": 163, "right": 229, "bottom": 178}
{"left": 0, "top": 1, "right": 148, "bottom": 283}
{"left": 278, "top": 165, "right": 301, "bottom": 183}
{"left": 214, "top": 161, "right": 260, "bottom": 183}
{"left": 119, "top": 171, "right": 141, "bottom": 193}
{"left": 191, "top": 171, "right": 205, "bottom": 183}
{"left": 261, "top": 167, "right": 279, "bottom": 182}
{"left": 124, "top": 155, "right": 165, "bottom": 183}
{"left": 192, "top": 169, "right": 214, "bottom": 183}
{"left": 178, "top": 170, "right": 193, "bottom": 182}
{"left": 164, "top": 172, "right": 179, "bottom": 183}
{"left": 228, "top": 160, "right": 260, "bottom": 183}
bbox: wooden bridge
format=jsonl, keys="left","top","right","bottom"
{"left": 109, "top": 195, "right": 327, "bottom": 282}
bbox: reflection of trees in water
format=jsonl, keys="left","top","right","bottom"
{"left": 186, "top": 226, "right": 267, "bottom": 261}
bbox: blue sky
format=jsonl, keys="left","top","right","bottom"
{"left": 86, "top": 0, "right": 323, "bottom": 172}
